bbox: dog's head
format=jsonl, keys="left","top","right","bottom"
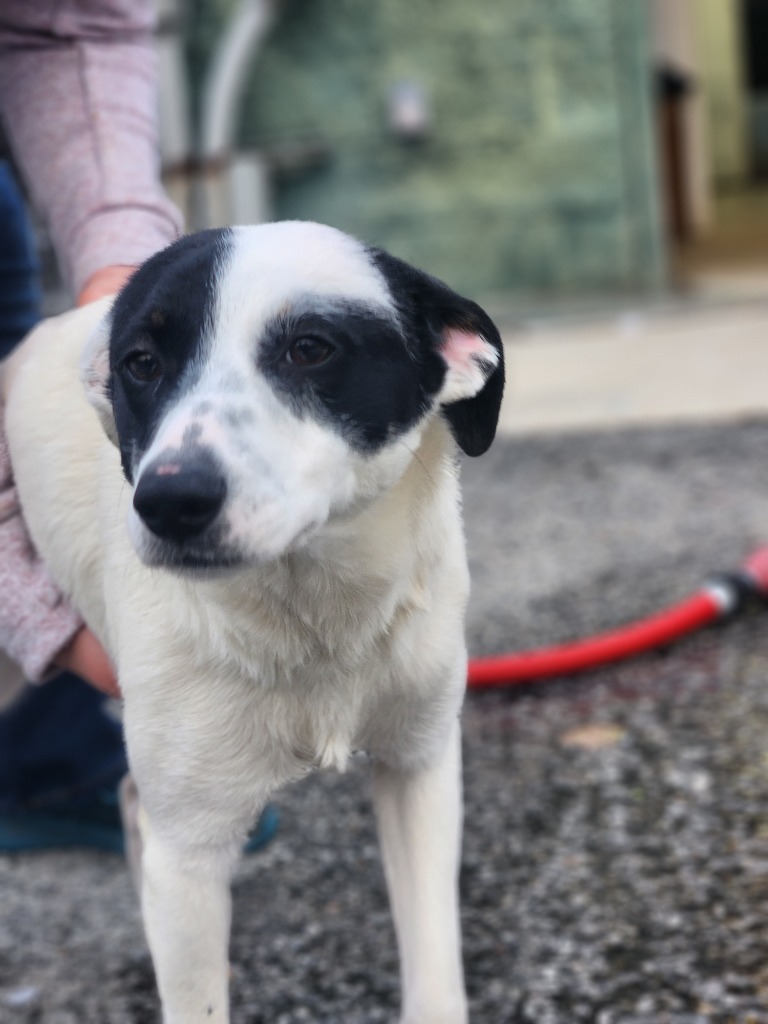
{"left": 81, "top": 222, "right": 504, "bottom": 571}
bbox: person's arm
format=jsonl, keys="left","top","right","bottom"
{"left": 0, "top": 415, "right": 81, "bottom": 679}
{"left": 0, "top": 0, "right": 182, "bottom": 694}
{"left": 0, "top": 0, "right": 183, "bottom": 296}
{"left": 0, "top": 407, "right": 120, "bottom": 694}
{"left": 0, "top": 257, "right": 131, "bottom": 695}
{"left": 0, "top": 263, "right": 133, "bottom": 696}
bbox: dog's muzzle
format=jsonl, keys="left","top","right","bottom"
{"left": 133, "top": 451, "right": 227, "bottom": 544}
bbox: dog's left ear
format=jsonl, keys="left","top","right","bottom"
{"left": 371, "top": 249, "right": 505, "bottom": 456}
{"left": 79, "top": 311, "right": 119, "bottom": 447}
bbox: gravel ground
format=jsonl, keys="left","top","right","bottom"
{"left": 2, "top": 418, "right": 768, "bottom": 1024}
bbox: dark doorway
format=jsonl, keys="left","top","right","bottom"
{"left": 741, "top": 0, "right": 768, "bottom": 176}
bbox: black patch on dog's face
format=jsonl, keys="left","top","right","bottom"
{"left": 258, "top": 303, "right": 448, "bottom": 452}
{"left": 108, "top": 230, "right": 233, "bottom": 481}
{"left": 106, "top": 226, "right": 503, "bottom": 482}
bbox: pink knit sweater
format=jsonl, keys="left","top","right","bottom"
{"left": 0, "top": 0, "right": 183, "bottom": 679}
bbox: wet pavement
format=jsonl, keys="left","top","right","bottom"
{"left": 2, "top": 418, "right": 768, "bottom": 1023}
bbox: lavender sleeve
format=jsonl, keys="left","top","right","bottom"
{"left": 0, "top": 0, "right": 183, "bottom": 679}
{"left": 0, "top": 412, "right": 83, "bottom": 681}
{"left": 0, "top": 0, "right": 183, "bottom": 295}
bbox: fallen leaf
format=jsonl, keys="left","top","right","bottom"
{"left": 559, "top": 723, "right": 626, "bottom": 750}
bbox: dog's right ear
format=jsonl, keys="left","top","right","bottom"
{"left": 79, "top": 311, "right": 119, "bottom": 447}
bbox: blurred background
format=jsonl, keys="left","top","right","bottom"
{"left": 145, "top": 0, "right": 768, "bottom": 308}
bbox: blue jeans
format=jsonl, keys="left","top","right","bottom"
{"left": 0, "top": 161, "right": 127, "bottom": 813}
{"left": 0, "top": 162, "right": 41, "bottom": 361}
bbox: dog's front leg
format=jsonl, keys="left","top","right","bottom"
{"left": 140, "top": 818, "right": 240, "bottom": 1024}
{"left": 372, "top": 720, "right": 467, "bottom": 1024}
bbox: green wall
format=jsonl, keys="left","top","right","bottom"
{"left": 193, "top": 0, "right": 665, "bottom": 299}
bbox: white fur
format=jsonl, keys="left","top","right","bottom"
{"left": 1, "top": 226, "right": 499, "bottom": 1024}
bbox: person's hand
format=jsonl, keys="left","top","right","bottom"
{"left": 55, "top": 626, "right": 121, "bottom": 698}
{"left": 76, "top": 265, "right": 136, "bottom": 307}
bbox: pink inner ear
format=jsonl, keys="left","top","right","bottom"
{"left": 441, "top": 327, "right": 490, "bottom": 370}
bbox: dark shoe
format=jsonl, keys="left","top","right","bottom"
{"left": 0, "top": 785, "right": 125, "bottom": 853}
{"left": 0, "top": 778, "right": 278, "bottom": 863}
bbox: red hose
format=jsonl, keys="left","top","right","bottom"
{"left": 467, "top": 546, "right": 768, "bottom": 690}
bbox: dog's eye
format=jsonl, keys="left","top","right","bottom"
{"left": 285, "top": 336, "right": 336, "bottom": 368}
{"left": 124, "top": 352, "right": 162, "bottom": 383}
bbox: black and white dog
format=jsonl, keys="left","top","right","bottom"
{"left": 3, "top": 222, "right": 504, "bottom": 1024}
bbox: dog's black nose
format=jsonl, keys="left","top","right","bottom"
{"left": 133, "top": 457, "right": 227, "bottom": 543}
